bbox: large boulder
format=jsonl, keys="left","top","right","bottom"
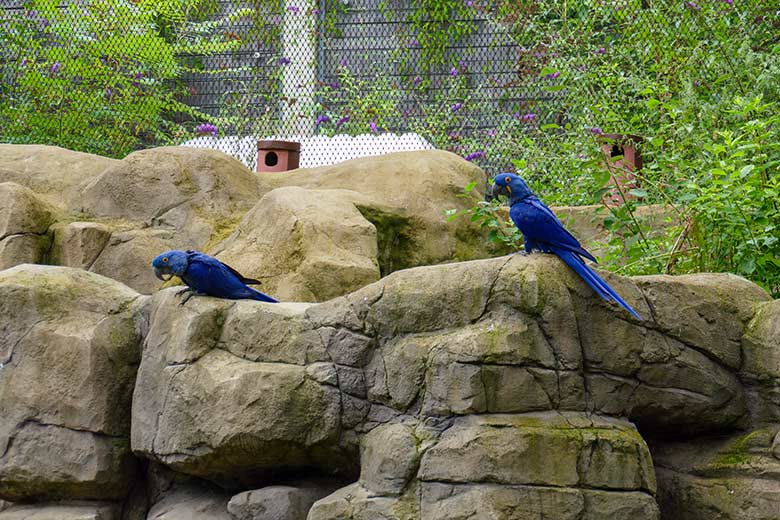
{"left": 227, "top": 481, "right": 340, "bottom": 520}
{"left": 0, "top": 265, "right": 146, "bottom": 502}
{"left": 0, "top": 183, "right": 57, "bottom": 269}
{"left": 130, "top": 291, "right": 345, "bottom": 485}
{"left": 309, "top": 413, "right": 659, "bottom": 520}
{"left": 0, "top": 145, "right": 117, "bottom": 208}
{"left": 213, "top": 187, "right": 380, "bottom": 302}
{"left": 146, "top": 481, "right": 231, "bottom": 520}
{"left": 70, "top": 147, "right": 266, "bottom": 247}
{"left": 48, "top": 222, "right": 112, "bottom": 270}
{"left": 265, "top": 150, "right": 490, "bottom": 274}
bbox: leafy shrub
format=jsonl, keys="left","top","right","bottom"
{"left": 0, "top": 0, "right": 242, "bottom": 158}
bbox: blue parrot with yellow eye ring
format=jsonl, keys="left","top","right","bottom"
{"left": 491, "top": 173, "right": 641, "bottom": 320}
{"left": 152, "top": 250, "right": 278, "bottom": 304}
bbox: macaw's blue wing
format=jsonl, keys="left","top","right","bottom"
{"left": 509, "top": 197, "right": 597, "bottom": 262}
{"left": 184, "top": 252, "right": 278, "bottom": 303}
{"left": 509, "top": 197, "right": 640, "bottom": 319}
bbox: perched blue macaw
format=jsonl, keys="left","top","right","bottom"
{"left": 152, "top": 250, "right": 278, "bottom": 304}
{"left": 492, "top": 173, "right": 641, "bottom": 319}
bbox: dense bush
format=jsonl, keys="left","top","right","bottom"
{"left": 444, "top": 0, "right": 780, "bottom": 296}
{"left": 0, "top": 0, "right": 242, "bottom": 157}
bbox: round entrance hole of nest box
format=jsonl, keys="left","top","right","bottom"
{"left": 265, "top": 152, "right": 279, "bottom": 167}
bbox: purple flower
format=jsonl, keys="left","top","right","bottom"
{"left": 466, "top": 1, "right": 473, "bottom": 6}
{"left": 594, "top": 47, "right": 606, "bottom": 54}
{"left": 312, "top": 8, "right": 320, "bottom": 15}
{"left": 315, "top": 115, "right": 330, "bottom": 127}
{"left": 20, "top": 58, "right": 29, "bottom": 67}
{"left": 336, "top": 116, "right": 350, "bottom": 129}
{"left": 448, "top": 131, "right": 461, "bottom": 141}
{"left": 451, "top": 102, "right": 463, "bottom": 112}
{"left": 464, "top": 151, "right": 486, "bottom": 162}
{"left": 412, "top": 76, "right": 422, "bottom": 86}
{"left": 450, "top": 67, "right": 458, "bottom": 76}
{"left": 105, "top": 87, "right": 113, "bottom": 99}
{"left": 340, "top": 58, "right": 348, "bottom": 67}
{"left": 518, "top": 112, "right": 537, "bottom": 122}
{"left": 287, "top": 5, "right": 299, "bottom": 14}
{"left": 327, "top": 81, "right": 340, "bottom": 89}
{"left": 694, "top": 79, "right": 701, "bottom": 87}
{"left": 685, "top": 1, "right": 700, "bottom": 9}
{"left": 369, "top": 121, "right": 379, "bottom": 134}
{"left": 409, "top": 38, "right": 420, "bottom": 47}
{"left": 278, "top": 57, "right": 291, "bottom": 65}
{"left": 544, "top": 71, "right": 560, "bottom": 80}
{"left": 484, "top": 129, "right": 497, "bottom": 137}
{"left": 720, "top": 0, "right": 733, "bottom": 5}
{"left": 50, "top": 62, "right": 61, "bottom": 74}
{"left": 588, "top": 127, "right": 604, "bottom": 135}
{"left": 195, "top": 123, "right": 218, "bottom": 137}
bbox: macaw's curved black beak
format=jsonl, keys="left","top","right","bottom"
{"left": 154, "top": 266, "right": 173, "bottom": 282}
{"left": 491, "top": 183, "right": 510, "bottom": 199}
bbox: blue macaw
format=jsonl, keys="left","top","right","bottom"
{"left": 491, "top": 173, "right": 641, "bottom": 319}
{"left": 152, "top": 250, "right": 278, "bottom": 304}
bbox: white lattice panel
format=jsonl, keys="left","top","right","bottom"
{"left": 181, "top": 133, "right": 435, "bottom": 171}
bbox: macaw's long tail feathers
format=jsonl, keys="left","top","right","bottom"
{"left": 249, "top": 287, "right": 279, "bottom": 303}
{"left": 554, "top": 249, "right": 641, "bottom": 320}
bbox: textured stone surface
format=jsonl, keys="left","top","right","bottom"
{"left": 146, "top": 482, "right": 231, "bottom": 520}
{"left": 0, "top": 265, "right": 145, "bottom": 501}
{"left": 265, "top": 150, "right": 491, "bottom": 274}
{"left": 0, "top": 183, "right": 56, "bottom": 269}
{"left": 49, "top": 222, "right": 112, "bottom": 270}
{"left": 359, "top": 423, "right": 420, "bottom": 496}
{"left": 214, "top": 187, "right": 380, "bottom": 302}
{"left": 70, "top": 147, "right": 265, "bottom": 247}
{"left": 0, "top": 145, "right": 117, "bottom": 208}
{"left": 130, "top": 291, "right": 343, "bottom": 485}
{"left": 651, "top": 426, "right": 780, "bottom": 520}
{"left": 0, "top": 502, "right": 120, "bottom": 520}
{"left": 741, "top": 300, "right": 780, "bottom": 424}
{"left": 419, "top": 484, "right": 660, "bottom": 520}
{"left": 418, "top": 413, "right": 655, "bottom": 493}
{"left": 227, "top": 482, "right": 338, "bottom": 520}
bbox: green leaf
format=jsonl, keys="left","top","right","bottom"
{"left": 592, "top": 170, "right": 611, "bottom": 186}
{"left": 740, "top": 257, "right": 756, "bottom": 274}
{"left": 512, "top": 159, "right": 527, "bottom": 169}
{"left": 628, "top": 188, "right": 648, "bottom": 198}
{"left": 739, "top": 165, "right": 755, "bottom": 178}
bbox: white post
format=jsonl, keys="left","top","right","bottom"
{"left": 280, "top": 0, "right": 317, "bottom": 137}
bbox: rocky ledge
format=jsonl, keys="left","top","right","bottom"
{"left": 0, "top": 252, "right": 778, "bottom": 519}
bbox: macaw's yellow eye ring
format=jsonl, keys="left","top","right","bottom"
{"left": 505, "top": 176, "right": 511, "bottom": 184}
{"left": 162, "top": 257, "right": 169, "bottom": 263}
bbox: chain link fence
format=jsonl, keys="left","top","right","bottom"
{"left": 1, "top": 1, "right": 777, "bottom": 174}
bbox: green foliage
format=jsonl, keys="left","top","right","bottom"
{"left": 0, "top": 0, "right": 241, "bottom": 158}
{"left": 445, "top": 181, "right": 522, "bottom": 249}
{"left": 458, "top": 0, "right": 780, "bottom": 296}
{"left": 314, "top": 66, "right": 401, "bottom": 135}
{"left": 379, "top": 0, "right": 478, "bottom": 72}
